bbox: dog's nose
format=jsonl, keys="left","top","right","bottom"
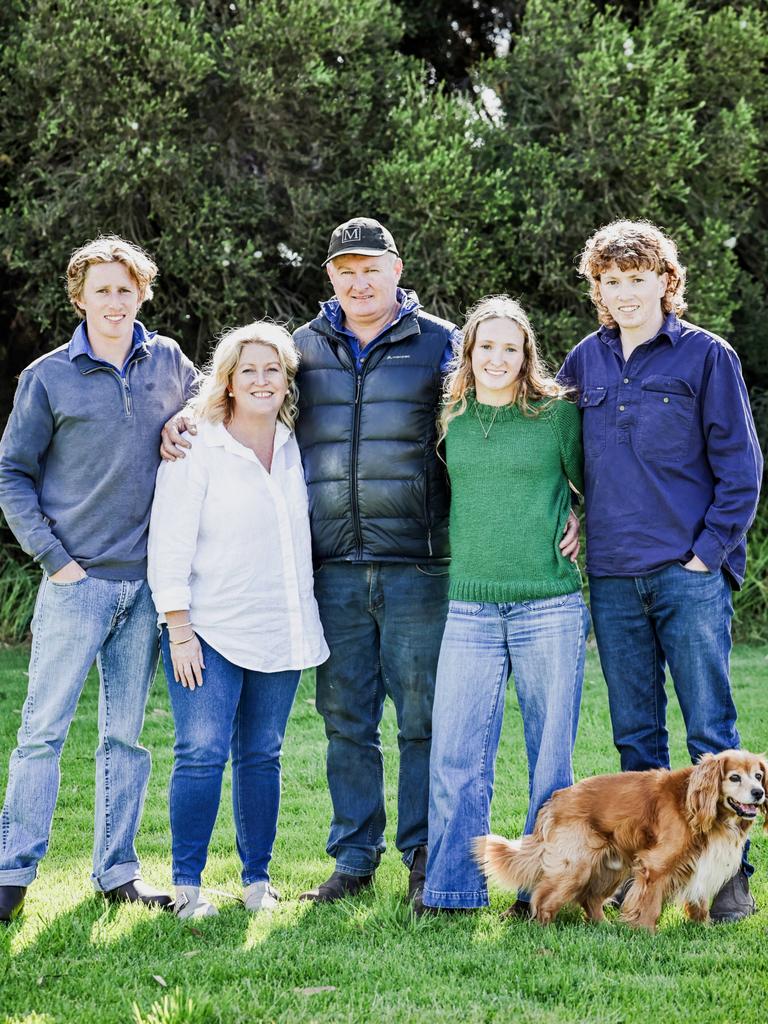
{"left": 751, "top": 787, "right": 764, "bottom": 802}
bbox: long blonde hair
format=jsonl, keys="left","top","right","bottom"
{"left": 439, "top": 295, "right": 568, "bottom": 442}
{"left": 189, "top": 321, "right": 300, "bottom": 430}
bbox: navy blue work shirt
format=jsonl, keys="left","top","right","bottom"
{"left": 559, "top": 313, "right": 763, "bottom": 587}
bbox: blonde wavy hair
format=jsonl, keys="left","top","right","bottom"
{"left": 66, "top": 235, "right": 158, "bottom": 316}
{"left": 579, "top": 219, "right": 687, "bottom": 327}
{"left": 189, "top": 321, "right": 300, "bottom": 430}
{"left": 439, "top": 295, "right": 568, "bottom": 442}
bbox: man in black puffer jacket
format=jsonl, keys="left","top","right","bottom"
{"left": 296, "top": 218, "right": 460, "bottom": 905}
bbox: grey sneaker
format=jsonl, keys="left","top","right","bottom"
{"left": 710, "top": 867, "right": 756, "bottom": 924}
{"left": 173, "top": 885, "right": 218, "bottom": 919}
{"left": 244, "top": 881, "right": 280, "bottom": 913}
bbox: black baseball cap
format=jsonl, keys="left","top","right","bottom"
{"left": 324, "top": 217, "right": 399, "bottom": 265}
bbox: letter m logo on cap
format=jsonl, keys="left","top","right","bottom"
{"left": 341, "top": 227, "right": 362, "bottom": 243}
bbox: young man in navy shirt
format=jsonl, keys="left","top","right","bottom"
{"left": 560, "top": 220, "right": 763, "bottom": 922}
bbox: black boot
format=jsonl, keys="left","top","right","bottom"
{"left": 0, "top": 885, "right": 26, "bottom": 924}
{"left": 102, "top": 879, "right": 173, "bottom": 909}
{"left": 408, "top": 845, "right": 428, "bottom": 903}
{"left": 299, "top": 870, "right": 374, "bottom": 903}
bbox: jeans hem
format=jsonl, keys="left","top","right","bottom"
{"left": 423, "top": 887, "right": 489, "bottom": 909}
{"left": 401, "top": 844, "right": 427, "bottom": 869}
{"left": 242, "top": 872, "right": 271, "bottom": 886}
{"left": 335, "top": 860, "right": 378, "bottom": 878}
{"left": 92, "top": 861, "right": 141, "bottom": 892}
{"left": 173, "top": 875, "right": 203, "bottom": 887}
{"left": 0, "top": 867, "right": 37, "bottom": 886}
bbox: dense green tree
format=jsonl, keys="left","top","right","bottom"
{"left": 1, "top": 0, "right": 765, "bottom": 391}
{"left": 0, "top": 0, "right": 407, "bottom": 382}
{"left": 375, "top": 0, "right": 767, "bottom": 376}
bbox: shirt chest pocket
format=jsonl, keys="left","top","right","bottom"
{"left": 636, "top": 375, "right": 696, "bottom": 462}
{"left": 578, "top": 387, "right": 608, "bottom": 457}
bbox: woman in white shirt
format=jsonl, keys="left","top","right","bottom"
{"left": 148, "top": 321, "right": 328, "bottom": 919}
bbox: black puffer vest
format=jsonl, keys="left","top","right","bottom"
{"left": 293, "top": 307, "right": 456, "bottom": 563}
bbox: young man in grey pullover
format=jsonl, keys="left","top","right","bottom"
{"left": 0, "top": 236, "right": 196, "bottom": 922}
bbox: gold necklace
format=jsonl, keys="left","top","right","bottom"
{"left": 475, "top": 403, "right": 500, "bottom": 440}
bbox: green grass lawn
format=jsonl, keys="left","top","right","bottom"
{"left": 0, "top": 642, "right": 766, "bottom": 1024}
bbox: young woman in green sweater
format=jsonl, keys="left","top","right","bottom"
{"left": 420, "top": 295, "right": 589, "bottom": 915}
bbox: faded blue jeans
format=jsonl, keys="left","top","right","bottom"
{"left": 161, "top": 632, "right": 300, "bottom": 887}
{"left": 0, "top": 574, "right": 158, "bottom": 891}
{"left": 313, "top": 561, "right": 449, "bottom": 876}
{"left": 424, "top": 592, "right": 589, "bottom": 909}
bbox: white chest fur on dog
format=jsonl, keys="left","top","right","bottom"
{"left": 675, "top": 830, "right": 745, "bottom": 906}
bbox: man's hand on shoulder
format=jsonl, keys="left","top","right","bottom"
{"left": 160, "top": 412, "right": 197, "bottom": 461}
{"left": 50, "top": 560, "right": 87, "bottom": 584}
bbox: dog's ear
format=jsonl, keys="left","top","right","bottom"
{"left": 687, "top": 753, "right": 723, "bottom": 833}
{"left": 759, "top": 756, "right": 768, "bottom": 834}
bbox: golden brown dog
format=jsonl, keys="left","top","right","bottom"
{"left": 474, "top": 750, "right": 767, "bottom": 931}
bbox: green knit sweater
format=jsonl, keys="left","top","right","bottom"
{"left": 445, "top": 396, "right": 584, "bottom": 603}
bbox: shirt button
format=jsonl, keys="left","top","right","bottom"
{"left": 663, "top": 396, "right": 670, "bottom": 403}
{"left": 619, "top": 404, "right": 625, "bottom": 411}
{"left": 623, "top": 377, "right": 629, "bottom": 384}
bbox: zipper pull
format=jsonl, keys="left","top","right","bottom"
{"left": 355, "top": 375, "right": 362, "bottom": 403}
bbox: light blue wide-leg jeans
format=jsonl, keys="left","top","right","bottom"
{"left": 424, "top": 592, "right": 589, "bottom": 909}
{"left": 0, "top": 574, "right": 158, "bottom": 891}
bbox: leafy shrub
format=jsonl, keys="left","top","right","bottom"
{"left": 733, "top": 496, "right": 768, "bottom": 643}
{"left": 0, "top": 0, "right": 408, "bottom": 373}
{"left": 0, "top": 524, "right": 38, "bottom": 643}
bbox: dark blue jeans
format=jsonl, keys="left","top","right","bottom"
{"left": 590, "top": 563, "right": 751, "bottom": 876}
{"left": 589, "top": 563, "right": 739, "bottom": 771}
{"left": 160, "top": 631, "right": 300, "bottom": 887}
{"left": 312, "top": 562, "right": 449, "bottom": 876}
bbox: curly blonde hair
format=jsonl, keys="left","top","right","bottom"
{"left": 439, "top": 295, "right": 568, "bottom": 442}
{"left": 189, "top": 321, "right": 300, "bottom": 430}
{"left": 66, "top": 235, "right": 158, "bottom": 316}
{"left": 579, "top": 220, "right": 687, "bottom": 327}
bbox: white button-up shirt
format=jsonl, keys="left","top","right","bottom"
{"left": 148, "top": 420, "right": 328, "bottom": 672}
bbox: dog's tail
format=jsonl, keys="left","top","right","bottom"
{"left": 472, "top": 833, "right": 543, "bottom": 893}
